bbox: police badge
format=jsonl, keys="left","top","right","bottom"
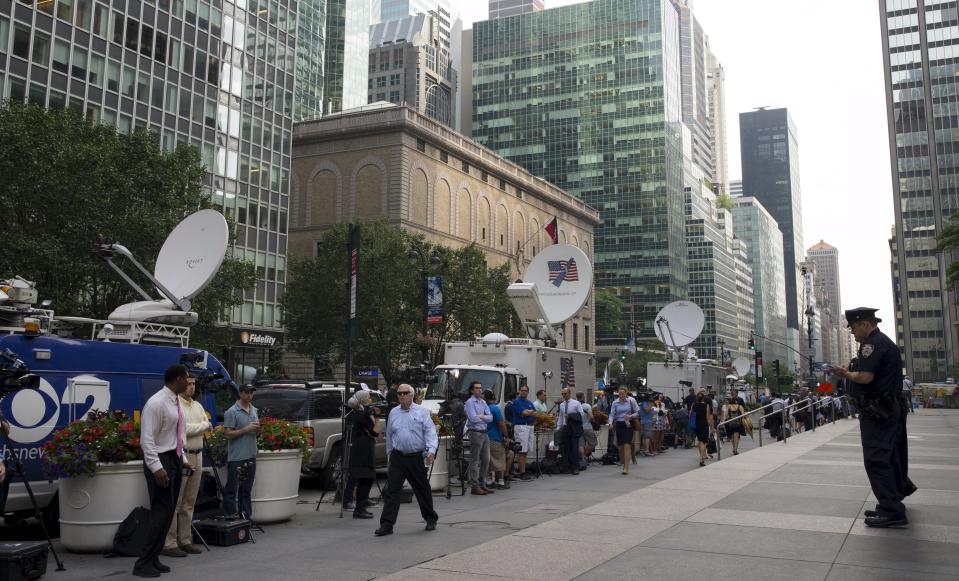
{"left": 862, "top": 344, "right": 875, "bottom": 358}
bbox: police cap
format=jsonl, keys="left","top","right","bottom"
{"left": 844, "top": 307, "right": 882, "bottom": 326}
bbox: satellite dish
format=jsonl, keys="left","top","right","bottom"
{"left": 153, "top": 209, "right": 229, "bottom": 300}
{"left": 732, "top": 357, "right": 751, "bottom": 376}
{"left": 654, "top": 301, "right": 705, "bottom": 348}
{"left": 481, "top": 332, "right": 510, "bottom": 344}
{"left": 521, "top": 244, "right": 593, "bottom": 325}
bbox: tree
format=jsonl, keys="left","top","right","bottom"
{"left": 595, "top": 288, "right": 626, "bottom": 335}
{"left": 715, "top": 192, "right": 734, "bottom": 211}
{"left": 0, "top": 103, "right": 255, "bottom": 352}
{"left": 282, "top": 220, "right": 519, "bottom": 384}
{"left": 937, "top": 210, "right": 959, "bottom": 286}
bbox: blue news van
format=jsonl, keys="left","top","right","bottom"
{"left": 0, "top": 333, "right": 230, "bottom": 529}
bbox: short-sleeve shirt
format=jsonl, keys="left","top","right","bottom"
{"left": 224, "top": 402, "right": 259, "bottom": 462}
{"left": 487, "top": 404, "right": 505, "bottom": 442}
{"left": 511, "top": 397, "right": 536, "bottom": 426}
{"left": 640, "top": 401, "right": 654, "bottom": 425}
{"left": 855, "top": 329, "right": 902, "bottom": 397}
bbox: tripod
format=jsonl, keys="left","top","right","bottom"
{"left": 230, "top": 459, "right": 262, "bottom": 542}
{"left": 0, "top": 431, "right": 65, "bottom": 572}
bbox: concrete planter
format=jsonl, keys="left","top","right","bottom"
{"left": 428, "top": 436, "right": 452, "bottom": 491}
{"left": 59, "top": 461, "right": 149, "bottom": 553}
{"left": 249, "top": 449, "right": 303, "bottom": 523}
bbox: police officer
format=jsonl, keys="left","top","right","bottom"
{"left": 831, "top": 307, "right": 908, "bottom": 528}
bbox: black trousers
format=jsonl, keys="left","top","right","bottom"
{"left": 136, "top": 452, "right": 182, "bottom": 572}
{"left": 564, "top": 426, "right": 581, "bottom": 470}
{"left": 895, "top": 393, "right": 914, "bottom": 497}
{"left": 379, "top": 451, "right": 437, "bottom": 530}
{"left": 343, "top": 475, "right": 374, "bottom": 510}
{"left": 860, "top": 403, "right": 906, "bottom": 518}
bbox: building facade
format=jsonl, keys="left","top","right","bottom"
{"left": 732, "top": 196, "right": 789, "bottom": 372}
{"left": 706, "top": 50, "right": 728, "bottom": 195}
{"left": 732, "top": 237, "right": 755, "bottom": 368}
{"left": 369, "top": 10, "right": 457, "bottom": 127}
{"left": 489, "top": 0, "right": 544, "bottom": 20}
{"left": 880, "top": 0, "right": 959, "bottom": 381}
{"left": 806, "top": 240, "right": 844, "bottom": 365}
{"left": 739, "top": 108, "right": 804, "bottom": 345}
{"left": 322, "top": 0, "right": 370, "bottom": 115}
{"left": 0, "top": 0, "right": 297, "bottom": 378}
{"left": 472, "top": 0, "right": 688, "bottom": 340}
{"left": 290, "top": 104, "right": 600, "bottom": 355}
{"left": 676, "top": 0, "right": 711, "bottom": 182}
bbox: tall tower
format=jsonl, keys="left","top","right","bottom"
{"left": 489, "top": 0, "right": 544, "bottom": 19}
{"left": 880, "top": 0, "right": 959, "bottom": 381}
{"left": 739, "top": 107, "right": 804, "bottom": 354}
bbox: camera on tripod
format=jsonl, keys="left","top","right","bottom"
{"left": 507, "top": 440, "right": 523, "bottom": 453}
{"left": 0, "top": 348, "right": 40, "bottom": 395}
{"left": 365, "top": 401, "right": 389, "bottom": 414}
{"left": 398, "top": 364, "right": 432, "bottom": 387}
{"left": 236, "top": 460, "right": 254, "bottom": 482}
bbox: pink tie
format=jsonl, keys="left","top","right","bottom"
{"left": 175, "top": 397, "right": 184, "bottom": 458}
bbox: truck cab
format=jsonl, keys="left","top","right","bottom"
{"left": 423, "top": 364, "right": 527, "bottom": 413}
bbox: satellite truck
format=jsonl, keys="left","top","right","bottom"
{"left": 643, "top": 301, "right": 740, "bottom": 402}
{"left": 423, "top": 244, "right": 596, "bottom": 411}
{"left": 0, "top": 210, "right": 236, "bottom": 529}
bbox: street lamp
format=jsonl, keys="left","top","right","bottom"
{"left": 409, "top": 243, "right": 442, "bottom": 366}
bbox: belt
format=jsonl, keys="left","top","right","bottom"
{"left": 467, "top": 428, "right": 487, "bottom": 433}
{"left": 186, "top": 448, "right": 203, "bottom": 454}
{"left": 392, "top": 450, "right": 426, "bottom": 458}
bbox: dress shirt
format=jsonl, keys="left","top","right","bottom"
{"left": 533, "top": 400, "right": 549, "bottom": 413}
{"left": 141, "top": 386, "right": 188, "bottom": 472}
{"left": 609, "top": 397, "right": 638, "bottom": 425}
{"left": 464, "top": 396, "right": 492, "bottom": 431}
{"left": 179, "top": 396, "right": 212, "bottom": 450}
{"left": 385, "top": 402, "right": 438, "bottom": 457}
{"left": 556, "top": 398, "right": 583, "bottom": 428}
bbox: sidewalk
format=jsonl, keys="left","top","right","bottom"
{"left": 380, "top": 409, "right": 959, "bottom": 581}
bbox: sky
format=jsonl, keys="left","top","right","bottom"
{"left": 460, "top": 0, "right": 897, "bottom": 342}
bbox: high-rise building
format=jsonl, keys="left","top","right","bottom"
{"left": 732, "top": 237, "right": 755, "bottom": 367}
{"left": 806, "top": 240, "right": 842, "bottom": 315}
{"left": 489, "top": 0, "right": 544, "bottom": 19}
{"left": 880, "top": 0, "right": 959, "bottom": 381}
{"left": 706, "top": 50, "right": 728, "bottom": 195}
{"left": 295, "top": 0, "right": 327, "bottom": 120}
{"left": 806, "top": 240, "right": 845, "bottom": 364}
{"left": 676, "top": 0, "right": 712, "bottom": 181}
{"left": 800, "top": 260, "right": 824, "bottom": 368}
{"left": 376, "top": 0, "right": 451, "bottom": 24}
{"left": 739, "top": 107, "right": 804, "bottom": 347}
{"left": 323, "top": 0, "right": 371, "bottom": 114}
{"left": 732, "top": 196, "right": 788, "bottom": 371}
{"left": 729, "top": 179, "right": 743, "bottom": 198}
{"left": 0, "top": 0, "right": 297, "bottom": 377}
{"left": 368, "top": 10, "right": 457, "bottom": 127}
{"left": 457, "top": 27, "right": 472, "bottom": 135}
{"left": 472, "top": 0, "right": 688, "bottom": 338}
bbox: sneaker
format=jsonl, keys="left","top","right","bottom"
{"left": 518, "top": 473, "right": 533, "bottom": 481}
{"left": 496, "top": 479, "right": 505, "bottom": 488}
{"left": 178, "top": 544, "right": 203, "bottom": 554}
{"left": 160, "top": 548, "right": 187, "bottom": 558}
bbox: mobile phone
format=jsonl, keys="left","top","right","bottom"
{"left": 182, "top": 466, "right": 195, "bottom": 477}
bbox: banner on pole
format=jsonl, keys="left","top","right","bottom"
{"left": 348, "top": 224, "right": 360, "bottom": 338}
{"left": 427, "top": 276, "right": 444, "bottom": 325}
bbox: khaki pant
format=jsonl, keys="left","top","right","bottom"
{"left": 165, "top": 450, "right": 201, "bottom": 548}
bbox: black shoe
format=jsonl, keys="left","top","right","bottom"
{"left": 133, "top": 566, "right": 162, "bottom": 578}
{"left": 342, "top": 502, "right": 355, "bottom": 510}
{"left": 152, "top": 560, "right": 171, "bottom": 574}
{"left": 865, "top": 514, "right": 909, "bottom": 528}
{"left": 374, "top": 526, "right": 393, "bottom": 536}
{"left": 362, "top": 498, "right": 379, "bottom": 507}
{"left": 425, "top": 520, "right": 437, "bottom": 531}
{"left": 353, "top": 509, "right": 374, "bottom": 519}
{"left": 864, "top": 509, "right": 879, "bottom": 518}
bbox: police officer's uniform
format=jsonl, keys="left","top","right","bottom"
{"left": 846, "top": 307, "right": 907, "bottom": 525}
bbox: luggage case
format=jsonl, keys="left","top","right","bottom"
{"left": 193, "top": 518, "right": 252, "bottom": 546}
{"left": 0, "top": 541, "right": 48, "bottom": 581}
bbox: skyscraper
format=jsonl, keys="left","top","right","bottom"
{"left": 732, "top": 196, "right": 788, "bottom": 370}
{"left": 375, "top": 0, "right": 451, "bottom": 23}
{"left": 0, "top": 0, "right": 296, "bottom": 377}
{"left": 323, "top": 0, "right": 371, "bottom": 114}
{"left": 807, "top": 240, "right": 844, "bottom": 365}
{"left": 472, "top": 0, "right": 688, "bottom": 338}
{"left": 489, "top": 0, "right": 544, "bottom": 20}
{"left": 880, "top": 0, "right": 959, "bottom": 381}
{"left": 676, "top": 0, "right": 712, "bottom": 180}
{"left": 706, "top": 50, "right": 728, "bottom": 195}
{"left": 739, "top": 107, "right": 804, "bottom": 354}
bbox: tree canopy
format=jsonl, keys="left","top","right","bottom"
{"left": 937, "top": 210, "right": 959, "bottom": 287}
{"left": 282, "top": 220, "right": 519, "bottom": 384}
{"left": 594, "top": 288, "right": 625, "bottom": 334}
{"left": 0, "top": 103, "right": 255, "bottom": 350}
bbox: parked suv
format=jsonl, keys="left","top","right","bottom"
{"left": 251, "top": 380, "right": 388, "bottom": 488}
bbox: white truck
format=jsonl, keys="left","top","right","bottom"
{"left": 646, "top": 360, "right": 727, "bottom": 402}
{"left": 423, "top": 335, "right": 596, "bottom": 411}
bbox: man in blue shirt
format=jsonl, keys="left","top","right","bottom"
{"left": 375, "top": 384, "right": 438, "bottom": 537}
{"left": 464, "top": 381, "right": 493, "bottom": 495}
{"left": 484, "top": 390, "right": 511, "bottom": 489}
{"left": 511, "top": 385, "right": 536, "bottom": 480}
{"left": 639, "top": 395, "right": 656, "bottom": 457}
{"left": 223, "top": 384, "right": 260, "bottom": 519}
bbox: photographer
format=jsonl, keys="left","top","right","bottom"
{"left": 343, "top": 390, "right": 381, "bottom": 519}
{"left": 223, "top": 384, "right": 260, "bottom": 519}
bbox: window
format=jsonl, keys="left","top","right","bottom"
{"left": 51, "top": 39, "right": 69, "bottom": 73}
{"left": 37, "top": 0, "right": 54, "bottom": 15}
{"left": 0, "top": 20, "right": 9, "bottom": 56}
{"left": 136, "top": 71, "right": 149, "bottom": 103}
{"left": 88, "top": 54, "right": 104, "bottom": 86}
{"left": 124, "top": 17, "right": 138, "bottom": 52}
{"left": 32, "top": 32, "right": 51, "bottom": 66}
{"left": 12, "top": 25, "right": 31, "bottom": 60}
{"left": 75, "top": 0, "right": 92, "bottom": 30}
{"left": 481, "top": 171, "right": 489, "bottom": 183}
{"left": 106, "top": 59, "right": 120, "bottom": 92}
{"left": 462, "top": 161, "right": 469, "bottom": 174}
{"left": 56, "top": 0, "right": 73, "bottom": 22}
{"left": 111, "top": 12, "right": 124, "bottom": 44}
{"left": 93, "top": 4, "right": 108, "bottom": 37}
{"left": 585, "top": 325, "right": 590, "bottom": 351}
{"left": 311, "top": 392, "right": 342, "bottom": 419}
{"left": 440, "top": 150, "right": 448, "bottom": 163}
{"left": 165, "top": 84, "right": 177, "bottom": 113}
{"left": 416, "top": 138, "right": 426, "bottom": 152}
{"left": 122, "top": 65, "right": 135, "bottom": 97}
{"left": 71, "top": 46, "right": 87, "bottom": 80}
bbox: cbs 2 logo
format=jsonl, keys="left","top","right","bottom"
{"left": 3, "top": 376, "right": 111, "bottom": 443}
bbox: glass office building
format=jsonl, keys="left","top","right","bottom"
{"left": 881, "top": 0, "right": 959, "bottom": 381}
{"left": 0, "top": 0, "right": 296, "bottom": 373}
{"left": 472, "top": 0, "right": 687, "bottom": 339}
{"left": 322, "top": 0, "right": 369, "bottom": 114}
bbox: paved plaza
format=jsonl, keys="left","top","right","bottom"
{"left": 10, "top": 410, "right": 959, "bottom": 580}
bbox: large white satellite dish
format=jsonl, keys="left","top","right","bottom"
{"left": 732, "top": 357, "right": 751, "bottom": 376}
{"left": 654, "top": 301, "right": 705, "bottom": 349}
{"left": 520, "top": 244, "right": 593, "bottom": 325}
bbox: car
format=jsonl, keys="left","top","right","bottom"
{"left": 251, "top": 380, "right": 388, "bottom": 488}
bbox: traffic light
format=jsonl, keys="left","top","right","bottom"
{"left": 619, "top": 350, "right": 627, "bottom": 362}
{"left": 748, "top": 336, "right": 755, "bottom": 350}
{"left": 773, "top": 359, "right": 781, "bottom": 377}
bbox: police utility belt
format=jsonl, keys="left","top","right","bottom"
{"left": 860, "top": 392, "right": 897, "bottom": 421}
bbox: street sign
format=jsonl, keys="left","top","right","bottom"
{"left": 817, "top": 383, "right": 833, "bottom": 393}
{"left": 356, "top": 369, "right": 379, "bottom": 378}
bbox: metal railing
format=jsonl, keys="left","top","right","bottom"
{"left": 713, "top": 395, "right": 850, "bottom": 461}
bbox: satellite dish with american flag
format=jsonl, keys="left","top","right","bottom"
{"left": 520, "top": 244, "right": 593, "bottom": 325}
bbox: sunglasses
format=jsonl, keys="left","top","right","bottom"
{"left": 398, "top": 391, "right": 413, "bottom": 396}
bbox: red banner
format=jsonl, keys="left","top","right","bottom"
{"left": 817, "top": 383, "right": 833, "bottom": 393}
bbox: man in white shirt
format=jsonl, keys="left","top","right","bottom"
{"left": 135, "top": 364, "right": 192, "bottom": 578}
{"left": 557, "top": 388, "right": 584, "bottom": 475}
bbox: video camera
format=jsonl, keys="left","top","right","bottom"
{"left": 398, "top": 364, "right": 433, "bottom": 387}
{"left": 0, "top": 348, "right": 40, "bottom": 395}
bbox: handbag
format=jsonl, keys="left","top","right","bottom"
{"left": 629, "top": 398, "right": 641, "bottom": 431}
{"left": 688, "top": 407, "right": 698, "bottom": 431}
{"left": 707, "top": 434, "right": 717, "bottom": 454}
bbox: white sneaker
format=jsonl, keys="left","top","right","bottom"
{"left": 496, "top": 479, "right": 505, "bottom": 487}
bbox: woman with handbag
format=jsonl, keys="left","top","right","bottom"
{"left": 608, "top": 387, "right": 639, "bottom": 475}
{"left": 691, "top": 391, "right": 713, "bottom": 467}
{"left": 723, "top": 388, "right": 747, "bottom": 455}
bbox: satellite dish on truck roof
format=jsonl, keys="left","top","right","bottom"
{"left": 732, "top": 356, "right": 751, "bottom": 376}
{"left": 654, "top": 301, "right": 704, "bottom": 348}
{"left": 520, "top": 244, "right": 593, "bottom": 325}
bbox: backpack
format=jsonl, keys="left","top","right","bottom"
{"left": 112, "top": 507, "right": 151, "bottom": 557}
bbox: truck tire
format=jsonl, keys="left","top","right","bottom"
{"left": 321, "top": 445, "right": 342, "bottom": 492}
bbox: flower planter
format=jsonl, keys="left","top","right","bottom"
{"left": 428, "top": 436, "right": 452, "bottom": 491}
{"left": 249, "top": 449, "right": 303, "bottom": 523}
{"left": 59, "top": 461, "right": 149, "bottom": 553}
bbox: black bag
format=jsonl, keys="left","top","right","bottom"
{"left": 707, "top": 435, "right": 717, "bottom": 455}
{"left": 112, "top": 507, "right": 151, "bottom": 557}
{"left": 0, "top": 542, "right": 48, "bottom": 581}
